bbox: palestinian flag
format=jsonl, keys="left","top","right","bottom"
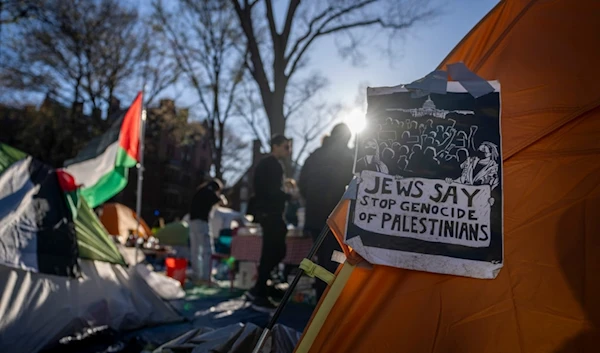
{"left": 0, "top": 143, "right": 79, "bottom": 277}
{"left": 64, "top": 92, "right": 142, "bottom": 208}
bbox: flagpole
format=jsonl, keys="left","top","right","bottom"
{"left": 135, "top": 98, "right": 147, "bottom": 264}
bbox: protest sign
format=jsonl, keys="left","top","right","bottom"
{"left": 347, "top": 81, "right": 502, "bottom": 278}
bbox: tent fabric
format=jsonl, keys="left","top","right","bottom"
{"left": 154, "top": 221, "right": 189, "bottom": 246}
{"left": 134, "top": 263, "right": 185, "bottom": 300}
{"left": 99, "top": 202, "right": 152, "bottom": 242}
{"left": 0, "top": 143, "right": 27, "bottom": 171}
{"left": 298, "top": 1, "right": 600, "bottom": 352}
{"left": 154, "top": 323, "right": 301, "bottom": 353}
{"left": 156, "top": 208, "right": 245, "bottom": 247}
{"left": 0, "top": 154, "right": 80, "bottom": 277}
{"left": 0, "top": 259, "right": 182, "bottom": 353}
{"left": 0, "top": 143, "right": 126, "bottom": 274}
{"left": 76, "top": 197, "right": 126, "bottom": 265}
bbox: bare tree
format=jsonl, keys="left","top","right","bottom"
{"left": 0, "top": 0, "right": 43, "bottom": 25}
{"left": 138, "top": 29, "right": 182, "bottom": 107}
{"left": 0, "top": 0, "right": 164, "bottom": 117}
{"left": 153, "top": 0, "right": 247, "bottom": 181}
{"left": 220, "top": 129, "right": 250, "bottom": 184}
{"left": 230, "top": 0, "right": 437, "bottom": 142}
{"left": 235, "top": 77, "right": 271, "bottom": 150}
{"left": 289, "top": 102, "right": 341, "bottom": 170}
{"left": 235, "top": 70, "right": 341, "bottom": 175}
{"left": 0, "top": 0, "right": 179, "bottom": 166}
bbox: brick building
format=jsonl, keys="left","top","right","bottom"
{"left": 112, "top": 99, "right": 212, "bottom": 224}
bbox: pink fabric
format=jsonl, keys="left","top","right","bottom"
{"left": 231, "top": 235, "right": 313, "bottom": 265}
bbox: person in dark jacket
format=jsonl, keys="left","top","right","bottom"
{"left": 247, "top": 134, "right": 293, "bottom": 312}
{"left": 298, "top": 123, "right": 354, "bottom": 301}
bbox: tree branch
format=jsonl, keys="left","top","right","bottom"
{"left": 156, "top": 3, "right": 212, "bottom": 118}
{"left": 236, "top": 81, "right": 269, "bottom": 147}
{"left": 265, "top": 0, "right": 278, "bottom": 43}
{"left": 285, "top": 5, "right": 333, "bottom": 63}
{"left": 283, "top": 76, "right": 327, "bottom": 120}
{"left": 231, "top": 0, "right": 272, "bottom": 99}
{"left": 222, "top": 64, "right": 244, "bottom": 124}
{"left": 286, "top": 0, "right": 377, "bottom": 76}
{"left": 290, "top": 102, "right": 339, "bottom": 168}
{"left": 280, "top": 0, "right": 300, "bottom": 49}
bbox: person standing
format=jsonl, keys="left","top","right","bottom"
{"left": 247, "top": 134, "right": 293, "bottom": 312}
{"left": 189, "top": 179, "right": 225, "bottom": 283}
{"left": 299, "top": 123, "right": 354, "bottom": 302}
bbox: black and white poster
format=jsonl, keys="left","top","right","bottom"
{"left": 346, "top": 81, "right": 502, "bottom": 279}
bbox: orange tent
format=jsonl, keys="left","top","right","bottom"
{"left": 99, "top": 203, "right": 152, "bottom": 243}
{"left": 296, "top": 1, "right": 600, "bottom": 352}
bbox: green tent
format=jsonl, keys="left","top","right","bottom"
{"left": 154, "top": 221, "right": 189, "bottom": 246}
{"left": 75, "top": 196, "right": 126, "bottom": 265}
{"left": 0, "top": 143, "right": 27, "bottom": 170}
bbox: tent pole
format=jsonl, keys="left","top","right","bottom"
{"left": 134, "top": 107, "right": 147, "bottom": 263}
{"left": 251, "top": 224, "right": 331, "bottom": 353}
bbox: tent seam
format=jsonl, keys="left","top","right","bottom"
{"left": 505, "top": 261, "right": 526, "bottom": 353}
{"left": 582, "top": 199, "right": 587, "bottom": 312}
{"left": 430, "top": 289, "right": 443, "bottom": 353}
{"left": 512, "top": 148, "right": 600, "bottom": 160}
{"left": 505, "top": 99, "right": 600, "bottom": 161}
{"left": 506, "top": 183, "right": 600, "bottom": 237}
{"left": 470, "top": 0, "right": 540, "bottom": 72}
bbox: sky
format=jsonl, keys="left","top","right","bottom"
{"left": 146, "top": 0, "right": 499, "bottom": 132}
{"left": 305, "top": 0, "right": 500, "bottom": 132}
{"left": 133, "top": 0, "right": 499, "bottom": 181}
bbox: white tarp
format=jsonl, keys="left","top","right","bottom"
{"left": 0, "top": 260, "right": 183, "bottom": 352}
{"left": 135, "top": 264, "right": 185, "bottom": 300}
{"left": 209, "top": 207, "right": 246, "bottom": 238}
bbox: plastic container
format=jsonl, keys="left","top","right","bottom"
{"left": 165, "top": 257, "right": 187, "bottom": 286}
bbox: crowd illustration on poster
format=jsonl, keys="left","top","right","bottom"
{"left": 347, "top": 83, "right": 503, "bottom": 279}
{"left": 355, "top": 95, "right": 500, "bottom": 193}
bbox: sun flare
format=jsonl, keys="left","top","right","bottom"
{"left": 343, "top": 108, "right": 366, "bottom": 135}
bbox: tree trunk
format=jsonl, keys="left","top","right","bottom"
{"left": 265, "top": 86, "right": 294, "bottom": 176}
{"left": 266, "top": 85, "right": 286, "bottom": 136}
{"left": 208, "top": 120, "right": 221, "bottom": 180}
{"left": 214, "top": 148, "right": 223, "bottom": 181}
{"left": 215, "top": 121, "right": 225, "bottom": 182}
